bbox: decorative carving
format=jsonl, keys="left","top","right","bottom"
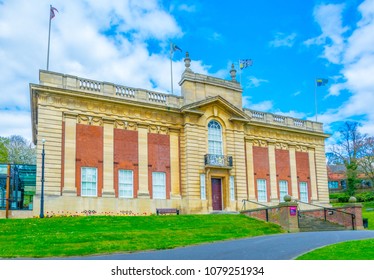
{"left": 78, "top": 115, "right": 103, "bottom": 126}
{"left": 114, "top": 120, "right": 138, "bottom": 130}
{"left": 149, "top": 125, "right": 169, "bottom": 134}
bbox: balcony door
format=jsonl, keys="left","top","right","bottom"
{"left": 211, "top": 178, "right": 222, "bottom": 211}
{"left": 208, "top": 120, "right": 223, "bottom": 155}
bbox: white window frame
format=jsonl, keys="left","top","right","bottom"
{"left": 81, "top": 167, "right": 97, "bottom": 197}
{"left": 299, "top": 182, "right": 309, "bottom": 203}
{"left": 229, "top": 176, "right": 235, "bottom": 201}
{"left": 200, "top": 174, "right": 206, "bottom": 200}
{"left": 118, "top": 169, "right": 134, "bottom": 198}
{"left": 152, "top": 172, "right": 166, "bottom": 199}
{"left": 208, "top": 120, "right": 223, "bottom": 155}
{"left": 279, "top": 180, "right": 289, "bottom": 202}
{"left": 257, "top": 179, "right": 267, "bottom": 202}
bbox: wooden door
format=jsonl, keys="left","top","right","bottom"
{"left": 211, "top": 178, "right": 222, "bottom": 211}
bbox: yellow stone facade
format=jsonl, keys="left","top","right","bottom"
{"left": 28, "top": 56, "right": 330, "bottom": 217}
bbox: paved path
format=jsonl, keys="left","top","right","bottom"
{"left": 67, "top": 230, "right": 374, "bottom": 260}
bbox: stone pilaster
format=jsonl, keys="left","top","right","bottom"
{"left": 102, "top": 118, "right": 115, "bottom": 197}
{"left": 268, "top": 141, "right": 278, "bottom": 202}
{"left": 308, "top": 147, "right": 318, "bottom": 202}
{"left": 63, "top": 113, "right": 77, "bottom": 196}
{"left": 245, "top": 139, "right": 256, "bottom": 200}
{"left": 170, "top": 129, "right": 181, "bottom": 199}
{"left": 137, "top": 124, "right": 150, "bottom": 198}
{"left": 289, "top": 145, "right": 298, "bottom": 200}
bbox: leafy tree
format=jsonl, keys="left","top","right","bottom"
{"left": 1, "top": 135, "right": 36, "bottom": 164}
{"left": 358, "top": 137, "right": 374, "bottom": 187}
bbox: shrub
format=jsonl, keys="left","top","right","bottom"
{"left": 329, "top": 193, "right": 350, "bottom": 203}
{"left": 355, "top": 192, "right": 374, "bottom": 202}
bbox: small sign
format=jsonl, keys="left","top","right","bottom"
{"left": 290, "top": 206, "right": 297, "bottom": 216}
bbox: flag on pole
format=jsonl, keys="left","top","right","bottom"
{"left": 171, "top": 43, "right": 182, "bottom": 54}
{"left": 50, "top": 6, "right": 58, "bottom": 20}
{"left": 239, "top": 59, "right": 253, "bottom": 69}
{"left": 316, "top": 78, "right": 328, "bottom": 86}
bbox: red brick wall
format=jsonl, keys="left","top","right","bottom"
{"left": 296, "top": 152, "right": 311, "bottom": 201}
{"left": 275, "top": 149, "right": 292, "bottom": 196}
{"left": 148, "top": 133, "right": 171, "bottom": 199}
{"left": 253, "top": 146, "right": 270, "bottom": 201}
{"left": 114, "top": 129, "right": 139, "bottom": 197}
{"left": 76, "top": 124, "right": 103, "bottom": 196}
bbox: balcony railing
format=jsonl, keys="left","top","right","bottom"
{"left": 204, "top": 154, "right": 233, "bottom": 168}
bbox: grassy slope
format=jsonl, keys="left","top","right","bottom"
{"left": 0, "top": 214, "right": 283, "bottom": 258}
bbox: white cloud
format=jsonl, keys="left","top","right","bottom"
{"left": 304, "top": 3, "right": 348, "bottom": 64}
{"left": 307, "top": 0, "right": 374, "bottom": 138}
{"left": 0, "top": 0, "right": 189, "bottom": 142}
{"left": 246, "top": 76, "right": 269, "bottom": 88}
{"left": 269, "top": 32, "right": 297, "bottom": 48}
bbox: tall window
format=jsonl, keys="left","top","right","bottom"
{"left": 81, "top": 167, "right": 97, "bottom": 197}
{"left": 229, "top": 176, "right": 235, "bottom": 201}
{"left": 200, "top": 174, "right": 206, "bottom": 200}
{"left": 118, "top": 170, "right": 133, "bottom": 198}
{"left": 152, "top": 172, "right": 166, "bottom": 199}
{"left": 299, "top": 182, "right": 308, "bottom": 202}
{"left": 257, "top": 179, "right": 267, "bottom": 202}
{"left": 208, "top": 120, "right": 223, "bottom": 155}
{"left": 279, "top": 180, "right": 288, "bottom": 202}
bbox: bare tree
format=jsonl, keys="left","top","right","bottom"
{"left": 329, "top": 122, "right": 368, "bottom": 195}
{"left": 3, "top": 135, "right": 36, "bottom": 164}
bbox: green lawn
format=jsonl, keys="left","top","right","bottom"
{"left": 296, "top": 239, "right": 374, "bottom": 260}
{"left": 297, "top": 202, "right": 374, "bottom": 260}
{"left": 0, "top": 214, "right": 283, "bottom": 258}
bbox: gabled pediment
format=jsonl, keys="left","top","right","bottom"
{"left": 180, "top": 95, "right": 250, "bottom": 122}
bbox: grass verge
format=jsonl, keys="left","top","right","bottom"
{"left": 297, "top": 202, "right": 374, "bottom": 260}
{"left": 296, "top": 239, "right": 374, "bottom": 260}
{"left": 0, "top": 214, "right": 283, "bottom": 258}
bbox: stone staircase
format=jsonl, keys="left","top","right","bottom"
{"left": 298, "top": 213, "right": 347, "bottom": 232}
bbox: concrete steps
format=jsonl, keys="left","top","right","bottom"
{"left": 298, "top": 214, "right": 347, "bottom": 232}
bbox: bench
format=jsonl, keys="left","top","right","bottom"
{"left": 156, "top": 208, "right": 180, "bottom": 215}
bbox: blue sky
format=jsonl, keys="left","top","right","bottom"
{"left": 1, "top": 0, "right": 373, "bottom": 148}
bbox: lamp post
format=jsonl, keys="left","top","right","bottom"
{"left": 39, "top": 139, "right": 46, "bottom": 218}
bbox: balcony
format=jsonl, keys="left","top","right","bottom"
{"left": 204, "top": 154, "right": 233, "bottom": 168}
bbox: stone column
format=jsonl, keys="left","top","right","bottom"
{"left": 289, "top": 145, "right": 298, "bottom": 200}
{"left": 102, "top": 118, "right": 115, "bottom": 197}
{"left": 170, "top": 129, "right": 181, "bottom": 199}
{"left": 245, "top": 139, "right": 256, "bottom": 200}
{"left": 308, "top": 147, "right": 318, "bottom": 202}
{"left": 63, "top": 113, "right": 77, "bottom": 196}
{"left": 137, "top": 124, "right": 150, "bottom": 198}
{"left": 268, "top": 141, "right": 278, "bottom": 203}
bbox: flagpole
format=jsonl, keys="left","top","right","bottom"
{"left": 239, "top": 60, "right": 242, "bottom": 85}
{"left": 314, "top": 78, "right": 318, "bottom": 122}
{"left": 170, "top": 42, "right": 174, "bottom": 95}
{"left": 46, "top": 5, "right": 53, "bottom": 71}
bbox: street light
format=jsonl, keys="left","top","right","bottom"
{"left": 39, "top": 139, "right": 46, "bottom": 218}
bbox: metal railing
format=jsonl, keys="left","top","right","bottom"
{"left": 295, "top": 200, "right": 356, "bottom": 230}
{"left": 204, "top": 154, "right": 233, "bottom": 168}
{"left": 241, "top": 199, "right": 274, "bottom": 222}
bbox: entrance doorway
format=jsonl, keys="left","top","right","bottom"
{"left": 211, "top": 178, "right": 222, "bottom": 210}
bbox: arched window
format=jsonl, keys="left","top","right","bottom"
{"left": 208, "top": 120, "right": 223, "bottom": 155}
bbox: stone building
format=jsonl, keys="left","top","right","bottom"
{"left": 28, "top": 53, "right": 330, "bottom": 217}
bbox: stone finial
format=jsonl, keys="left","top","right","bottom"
{"left": 230, "top": 63, "right": 237, "bottom": 82}
{"left": 184, "top": 52, "right": 192, "bottom": 72}
{"left": 349, "top": 196, "right": 357, "bottom": 203}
